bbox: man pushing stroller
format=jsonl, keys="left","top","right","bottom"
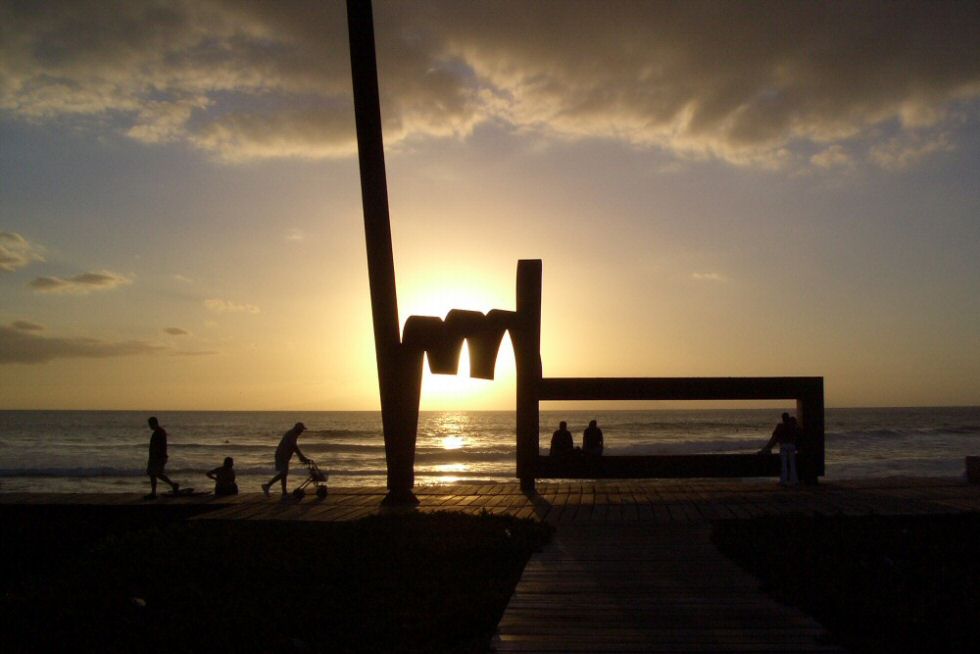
{"left": 262, "top": 422, "right": 311, "bottom": 497}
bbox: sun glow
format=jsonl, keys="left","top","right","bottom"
{"left": 419, "top": 338, "right": 517, "bottom": 410}
{"left": 400, "top": 273, "right": 514, "bottom": 318}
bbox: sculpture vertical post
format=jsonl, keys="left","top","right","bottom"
{"left": 797, "top": 379, "right": 825, "bottom": 484}
{"left": 514, "top": 260, "right": 542, "bottom": 492}
{"left": 347, "top": 0, "right": 420, "bottom": 504}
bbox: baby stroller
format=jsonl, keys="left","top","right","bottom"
{"left": 292, "top": 459, "right": 329, "bottom": 499}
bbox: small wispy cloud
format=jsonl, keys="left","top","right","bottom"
{"left": 810, "top": 145, "right": 853, "bottom": 169}
{"left": 28, "top": 271, "right": 132, "bottom": 294}
{"left": 691, "top": 272, "right": 728, "bottom": 283}
{"left": 284, "top": 228, "right": 306, "bottom": 242}
{"left": 204, "top": 298, "right": 260, "bottom": 314}
{"left": 11, "top": 320, "right": 44, "bottom": 331}
{"left": 163, "top": 327, "right": 189, "bottom": 336}
{"left": 0, "top": 231, "right": 45, "bottom": 273}
{"left": 0, "top": 325, "right": 166, "bottom": 364}
{"left": 869, "top": 132, "right": 955, "bottom": 171}
{"left": 171, "top": 350, "right": 219, "bottom": 357}
{"left": 172, "top": 274, "right": 194, "bottom": 284}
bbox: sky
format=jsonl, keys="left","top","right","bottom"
{"left": 1, "top": 0, "right": 979, "bottom": 411}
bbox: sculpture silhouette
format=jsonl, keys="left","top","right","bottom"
{"left": 346, "top": 0, "right": 823, "bottom": 502}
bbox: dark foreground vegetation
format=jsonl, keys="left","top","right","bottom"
{"left": 713, "top": 513, "right": 980, "bottom": 654}
{"left": 1, "top": 505, "right": 552, "bottom": 653}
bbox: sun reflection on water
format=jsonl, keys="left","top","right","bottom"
{"left": 441, "top": 435, "right": 465, "bottom": 449}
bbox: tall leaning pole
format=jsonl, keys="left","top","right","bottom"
{"left": 347, "top": 0, "right": 422, "bottom": 505}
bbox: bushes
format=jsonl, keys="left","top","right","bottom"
{"left": 2, "top": 507, "right": 551, "bottom": 653}
{"left": 713, "top": 513, "right": 980, "bottom": 654}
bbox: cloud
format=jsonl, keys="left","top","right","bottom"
{"left": 163, "top": 327, "right": 189, "bottom": 336}
{"left": 691, "top": 272, "right": 728, "bottom": 283}
{"left": 811, "top": 145, "right": 853, "bottom": 169}
{"left": 868, "top": 133, "right": 956, "bottom": 171}
{"left": 2, "top": 1, "right": 979, "bottom": 169}
{"left": 0, "top": 325, "right": 166, "bottom": 364}
{"left": 284, "top": 228, "right": 305, "bottom": 242}
{"left": 28, "top": 270, "right": 132, "bottom": 294}
{"left": 0, "top": 231, "right": 45, "bottom": 272}
{"left": 204, "top": 298, "right": 260, "bottom": 314}
{"left": 11, "top": 320, "right": 45, "bottom": 331}
{"left": 171, "top": 350, "right": 218, "bottom": 357}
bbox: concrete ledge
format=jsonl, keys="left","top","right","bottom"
{"left": 533, "top": 453, "right": 781, "bottom": 478}
{"left": 967, "top": 456, "right": 980, "bottom": 484}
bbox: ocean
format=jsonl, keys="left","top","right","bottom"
{"left": 1, "top": 407, "right": 978, "bottom": 493}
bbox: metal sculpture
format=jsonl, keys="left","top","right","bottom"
{"left": 346, "top": 0, "right": 823, "bottom": 503}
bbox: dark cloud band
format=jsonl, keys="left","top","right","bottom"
{"left": 0, "top": 325, "right": 166, "bottom": 364}
{"left": 2, "top": 1, "right": 978, "bottom": 169}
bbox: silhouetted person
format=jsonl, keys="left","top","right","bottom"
{"left": 759, "top": 412, "right": 798, "bottom": 486}
{"left": 145, "top": 416, "right": 179, "bottom": 499}
{"left": 550, "top": 421, "right": 574, "bottom": 456}
{"left": 583, "top": 420, "right": 604, "bottom": 456}
{"left": 207, "top": 456, "right": 238, "bottom": 496}
{"left": 262, "top": 422, "right": 310, "bottom": 496}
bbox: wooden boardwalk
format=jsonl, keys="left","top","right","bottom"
{"left": 495, "top": 523, "right": 842, "bottom": 653}
{"left": 3, "top": 477, "right": 977, "bottom": 524}
{"left": 4, "top": 478, "right": 977, "bottom": 653}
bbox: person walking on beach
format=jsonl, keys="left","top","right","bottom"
{"left": 145, "top": 416, "right": 179, "bottom": 499}
{"left": 550, "top": 421, "right": 574, "bottom": 456}
{"left": 759, "top": 412, "right": 799, "bottom": 486}
{"left": 262, "top": 422, "right": 310, "bottom": 496}
{"left": 207, "top": 456, "right": 238, "bottom": 496}
{"left": 583, "top": 419, "right": 604, "bottom": 456}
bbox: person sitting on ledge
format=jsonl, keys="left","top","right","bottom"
{"left": 550, "top": 421, "right": 574, "bottom": 456}
{"left": 207, "top": 456, "right": 238, "bottom": 496}
{"left": 583, "top": 419, "right": 604, "bottom": 456}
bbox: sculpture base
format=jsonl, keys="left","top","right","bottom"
{"left": 381, "top": 489, "right": 420, "bottom": 506}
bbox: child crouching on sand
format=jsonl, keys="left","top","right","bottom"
{"left": 206, "top": 457, "right": 238, "bottom": 496}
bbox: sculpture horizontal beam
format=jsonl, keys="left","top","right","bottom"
{"left": 539, "top": 376, "right": 823, "bottom": 401}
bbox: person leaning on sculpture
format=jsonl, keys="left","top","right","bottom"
{"left": 583, "top": 419, "right": 604, "bottom": 456}
{"left": 550, "top": 420, "right": 574, "bottom": 456}
{"left": 759, "top": 412, "right": 800, "bottom": 486}
{"left": 262, "top": 422, "right": 310, "bottom": 496}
